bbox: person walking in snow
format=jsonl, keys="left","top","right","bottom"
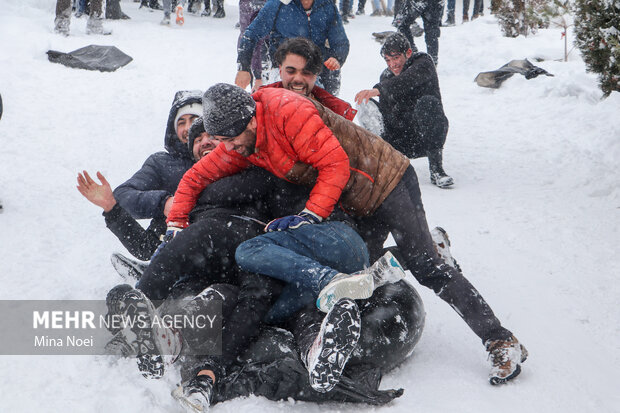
{"left": 238, "top": 0, "right": 268, "bottom": 90}
{"left": 355, "top": 32, "right": 453, "bottom": 188}
{"left": 392, "top": 0, "right": 442, "bottom": 64}
{"left": 54, "top": 0, "right": 111, "bottom": 35}
{"left": 167, "top": 83, "right": 528, "bottom": 390}
{"left": 234, "top": 0, "right": 349, "bottom": 96}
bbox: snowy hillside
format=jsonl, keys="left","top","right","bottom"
{"left": 0, "top": 0, "right": 619, "bottom": 412}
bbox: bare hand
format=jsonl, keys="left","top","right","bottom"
{"left": 235, "top": 71, "right": 252, "bottom": 90}
{"left": 354, "top": 88, "right": 380, "bottom": 105}
{"left": 251, "top": 78, "right": 263, "bottom": 93}
{"left": 77, "top": 171, "right": 117, "bottom": 212}
{"left": 164, "top": 196, "right": 174, "bottom": 217}
{"left": 324, "top": 57, "right": 341, "bottom": 71}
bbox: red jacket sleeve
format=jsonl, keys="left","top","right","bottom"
{"left": 166, "top": 144, "right": 250, "bottom": 228}
{"left": 264, "top": 90, "right": 350, "bottom": 218}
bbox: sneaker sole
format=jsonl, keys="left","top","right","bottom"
{"left": 316, "top": 272, "right": 374, "bottom": 313}
{"left": 308, "top": 299, "right": 361, "bottom": 392}
{"left": 431, "top": 177, "right": 454, "bottom": 188}
{"left": 121, "top": 290, "right": 165, "bottom": 378}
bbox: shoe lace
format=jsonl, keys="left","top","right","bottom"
{"left": 486, "top": 339, "right": 513, "bottom": 367}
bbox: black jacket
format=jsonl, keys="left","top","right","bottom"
{"left": 113, "top": 91, "right": 200, "bottom": 219}
{"left": 104, "top": 205, "right": 165, "bottom": 261}
{"left": 375, "top": 52, "right": 447, "bottom": 157}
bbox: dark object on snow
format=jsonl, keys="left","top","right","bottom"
{"left": 0, "top": 93, "right": 3, "bottom": 120}
{"left": 47, "top": 45, "right": 132, "bottom": 72}
{"left": 372, "top": 30, "right": 397, "bottom": 43}
{"left": 475, "top": 59, "right": 554, "bottom": 89}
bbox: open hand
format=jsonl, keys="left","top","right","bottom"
{"left": 235, "top": 71, "right": 252, "bottom": 90}
{"left": 77, "top": 170, "right": 117, "bottom": 212}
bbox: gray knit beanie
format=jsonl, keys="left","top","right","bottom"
{"left": 202, "top": 83, "right": 256, "bottom": 137}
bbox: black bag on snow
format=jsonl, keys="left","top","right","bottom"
{"left": 47, "top": 45, "right": 133, "bottom": 72}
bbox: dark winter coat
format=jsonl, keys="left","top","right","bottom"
{"left": 104, "top": 205, "right": 165, "bottom": 261}
{"left": 374, "top": 52, "right": 448, "bottom": 157}
{"left": 103, "top": 167, "right": 279, "bottom": 262}
{"left": 237, "top": 0, "right": 349, "bottom": 72}
{"left": 113, "top": 90, "right": 199, "bottom": 219}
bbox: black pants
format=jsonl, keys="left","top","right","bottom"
{"left": 136, "top": 216, "right": 262, "bottom": 301}
{"left": 396, "top": 0, "right": 442, "bottom": 63}
{"left": 358, "top": 166, "right": 513, "bottom": 343}
{"left": 382, "top": 95, "right": 448, "bottom": 159}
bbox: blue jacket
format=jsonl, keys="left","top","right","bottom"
{"left": 113, "top": 91, "right": 200, "bottom": 219}
{"left": 237, "top": 0, "right": 349, "bottom": 72}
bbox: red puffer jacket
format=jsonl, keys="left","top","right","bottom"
{"left": 167, "top": 88, "right": 350, "bottom": 228}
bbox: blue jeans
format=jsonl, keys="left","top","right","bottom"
{"left": 235, "top": 221, "right": 369, "bottom": 322}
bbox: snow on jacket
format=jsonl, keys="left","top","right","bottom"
{"left": 237, "top": 0, "right": 349, "bottom": 73}
{"left": 167, "top": 88, "right": 350, "bottom": 228}
{"left": 374, "top": 52, "right": 447, "bottom": 155}
{"left": 113, "top": 91, "right": 199, "bottom": 219}
{"left": 264, "top": 81, "right": 357, "bottom": 120}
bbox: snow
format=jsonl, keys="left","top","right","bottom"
{"left": 1, "top": 1, "right": 619, "bottom": 412}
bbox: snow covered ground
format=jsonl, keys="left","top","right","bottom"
{"left": 1, "top": 0, "right": 619, "bottom": 412}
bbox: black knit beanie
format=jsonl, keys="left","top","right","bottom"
{"left": 202, "top": 83, "right": 256, "bottom": 137}
{"left": 188, "top": 116, "right": 206, "bottom": 161}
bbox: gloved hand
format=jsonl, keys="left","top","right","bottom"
{"left": 264, "top": 209, "right": 322, "bottom": 232}
{"left": 151, "top": 226, "right": 183, "bottom": 259}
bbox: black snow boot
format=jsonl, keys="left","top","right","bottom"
{"left": 443, "top": 10, "right": 455, "bottom": 26}
{"left": 428, "top": 149, "right": 454, "bottom": 188}
{"left": 201, "top": 0, "right": 211, "bottom": 16}
{"left": 213, "top": 0, "right": 225, "bottom": 18}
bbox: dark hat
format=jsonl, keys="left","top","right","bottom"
{"left": 202, "top": 83, "right": 256, "bottom": 137}
{"left": 380, "top": 32, "right": 411, "bottom": 57}
{"left": 188, "top": 116, "right": 206, "bottom": 161}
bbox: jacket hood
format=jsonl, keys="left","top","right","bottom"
{"left": 164, "top": 90, "right": 203, "bottom": 159}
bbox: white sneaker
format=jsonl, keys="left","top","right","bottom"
{"left": 316, "top": 271, "right": 374, "bottom": 313}
{"left": 368, "top": 251, "right": 407, "bottom": 289}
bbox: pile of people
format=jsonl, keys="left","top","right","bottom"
{"left": 78, "top": 35, "right": 527, "bottom": 412}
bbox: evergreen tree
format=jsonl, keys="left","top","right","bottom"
{"left": 574, "top": 0, "right": 620, "bottom": 97}
{"left": 493, "top": 0, "right": 551, "bottom": 37}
